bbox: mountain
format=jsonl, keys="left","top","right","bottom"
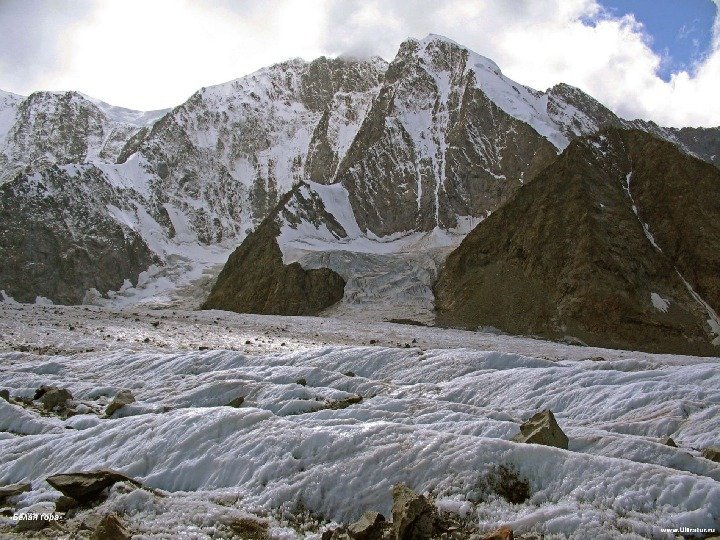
{"left": 434, "top": 128, "right": 720, "bottom": 355}
{"left": 1, "top": 34, "right": 720, "bottom": 313}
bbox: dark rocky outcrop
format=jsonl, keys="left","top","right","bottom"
{"left": 347, "top": 511, "right": 386, "bottom": 540}
{"left": 435, "top": 128, "right": 720, "bottom": 355}
{"left": 46, "top": 469, "right": 141, "bottom": 505}
{"left": 512, "top": 410, "right": 569, "bottom": 449}
{"left": 702, "top": 446, "right": 720, "bottom": 463}
{"left": 90, "top": 513, "right": 131, "bottom": 540}
{"left": 0, "top": 483, "right": 30, "bottom": 505}
{"left": 202, "top": 192, "right": 345, "bottom": 316}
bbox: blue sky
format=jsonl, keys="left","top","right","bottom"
{"left": 600, "top": 0, "right": 718, "bottom": 79}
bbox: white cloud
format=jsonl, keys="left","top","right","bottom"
{"left": 0, "top": 0, "right": 718, "bottom": 127}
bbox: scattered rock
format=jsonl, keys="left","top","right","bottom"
{"left": 90, "top": 513, "right": 131, "bottom": 540}
{"left": 702, "top": 446, "right": 720, "bottom": 463}
{"left": 296, "top": 378, "right": 307, "bottom": 386}
{"left": 348, "top": 511, "right": 386, "bottom": 540}
{"left": 14, "top": 514, "right": 50, "bottom": 532}
{"left": 39, "top": 387, "right": 73, "bottom": 411}
{"left": 663, "top": 437, "right": 678, "bottom": 448}
{"left": 328, "top": 395, "right": 363, "bottom": 410}
{"left": 0, "top": 482, "right": 30, "bottom": 505}
{"left": 481, "top": 526, "right": 514, "bottom": 540}
{"left": 512, "top": 410, "right": 568, "bottom": 449}
{"left": 0, "top": 389, "right": 9, "bottom": 401}
{"left": 46, "top": 469, "right": 141, "bottom": 504}
{"left": 228, "top": 516, "right": 269, "bottom": 539}
{"left": 105, "top": 390, "right": 135, "bottom": 417}
{"left": 55, "top": 495, "right": 79, "bottom": 512}
{"left": 344, "top": 371, "right": 356, "bottom": 377}
{"left": 80, "top": 513, "right": 104, "bottom": 531}
{"left": 392, "top": 483, "right": 436, "bottom": 540}
{"left": 227, "top": 395, "right": 245, "bottom": 408}
{"left": 486, "top": 465, "right": 530, "bottom": 504}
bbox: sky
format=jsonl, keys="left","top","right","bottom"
{"left": 0, "top": 0, "right": 718, "bottom": 127}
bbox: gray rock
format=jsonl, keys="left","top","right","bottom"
{"left": 46, "top": 469, "right": 141, "bottom": 504}
{"left": 40, "top": 388, "right": 73, "bottom": 411}
{"left": 392, "top": 483, "right": 436, "bottom": 540}
{"left": 105, "top": 390, "right": 135, "bottom": 417}
{"left": 512, "top": 410, "right": 568, "bottom": 450}
{"left": 90, "top": 513, "right": 131, "bottom": 540}
{"left": 348, "top": 511, "right": 386, "bottom": 540}
{"left": 0, "top": 482, "right": 30, "bottom": 505}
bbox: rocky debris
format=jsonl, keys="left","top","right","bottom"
{"left": 227, "top": 395, "right": 245, "bottom": 408}
{"left": 392, "top": 483, "right": 437, "bottom": 540}
{"left": 348, "top": 511, "right": 386, "bottom": 540}
{"left": 513, "top": 410, "right": 568, "bottom": 450}
{"left": 38, "top": 387, "right": 73, "bottom": 412}
{"left": 202, "top": 212, "right": 345, "bottom": 316}
{"left": 46, "top": 469, "right": 142, "bottom": 505}
{"left": 481, "top": 526, "right": 514, "bottom": 540}
{"left": 0, "top": 389, "right": 8, "bottom": 401}
{"left": 486, "top": 465, "right": 531, "bottom": 505}
{"left": 328, "top": 395, "right": 363, "bottom": 410}
{"left": 90, "top": 513, "right": 131, "bottom": 540}
{"left": 54, "top": 495, "right": 79, "bottom": 513}
{"left": 296, "top": 378, "right": 308, "bottom": 386}
{"left": 663, "top": 437, "right": 678, "bottom": 448}
{"left": 227, "top": 516, "right": 270, "bottom": 539}
{"left": 702, "top": 446, "right": 720, "bottom": 463}
{"left": 435, "top": 128, "right": 720, "bottom": 356}
{"left": 0, "top": 483, "right": 30, "bottom": 505}
{"left": 105, "top": 390, "right": 135, "bottom": 417}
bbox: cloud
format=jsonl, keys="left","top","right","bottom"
{"left": 320, "top": 0, "right": 720, "bottom": 127}
{"left": 0, "top": 0, "right": 718, "bottom": 127}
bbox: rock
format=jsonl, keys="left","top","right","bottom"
{"left": 80, "top": 513, "right": 104, "bottom": 531}
{"left": 663, "top": 437, "right": 678, "bottom": 448}
{"left": 55, "top": 495, "right": 79, "bottom": 512}
{"left": 90, "top": 513, "right": 131, "bottom": 540}
{"left": 39, "top": 387, "right": 73, "bottom": 411}
{"left": 227, "top": 395, "right": 245, "bottom": 408}
{"left": 296, "top": 378, "right": 307, "bottom": 386}
{"left": 328, "top": 395, "right": 363, "bottom": 410}
{"left": 0, "top": 482, "right": 30, "bottom": 505}
{"left": 481, "top": 526, "right": 514, "bottom": 540}
{"left": 348, "top": 511, "right": 386, "bottom": 540}
{"left": 228, "top": 516, "right": 269, "bottom": 539}
{"left": 392, "top": 483, "right": 436, "bottom": 540}
{"left": 702, "top": 446, "right": 720, "bottom": 463}
{"left": 105, "top": 390, "right": 135, "bottom": 417}
{"left": 0, "top": 389, "right": 9, "bottom": 401}
{"left": 46, "top": 469, "right": 141, "bottom": 504}
{"left": 513, "top": 410, "right": 568, "bottom": 450}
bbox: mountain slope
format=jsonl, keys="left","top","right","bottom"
{"left": 434, "top": 128, "right": 720, "bottom": 355}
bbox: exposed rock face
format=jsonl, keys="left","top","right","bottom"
{"left": 512, "top": 410, "right": 569, "bottom": 449}
{"left": 90, "top": 513, "right": 131, "bottom": 540}
{"left": 0, "top": 165, "right": 157, "bottom": 304}
{"left": 435, "top": 128, "right": 720, "bottom": 355}
{"left": 702, "top": 446, "right": 720, "bottom": 463}
{"left": 105, "top": 390, "right": 135, "bottom": 417}
{"left": 347, "top": 511, "right": 386, "bottom": 540}
{"left": 202, "top": 191, "right": 346, "bottom": 316}
{"left": 46, "top": 469, "right": 141, "bottom": 504}
{"left": 391, "top": 483, "right": 436, "bottom": 540}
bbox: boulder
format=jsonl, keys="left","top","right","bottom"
{"left": 348, "top": 511, "right": 386, "bottom": 540}
{"left": 702, "top": 446, "right": 720, "bottom": 463}
{"left": 55, "top": 495, "right": 79, "bottom": 512}
{"left": 227, "top": 395, "right": 245, "bottom": 408}
{"left": 0, "top": 389, "right": 9, "bottom": 401}
{"left": 0, "top": 482, "right": 30, "bottom": 505}
{"left": 513, "top": 410, "right": 568, "bottom": 449}
{"left": 46, "top": 469, "right": 141, "bottom": 504}
{"left": 392, "top": 483, "right": 436, "bottom": 540}
{"left": 39, "top": 387, "right": 73, "bottom": 411}
{"left": 105, "top": 390, "right": 135, "bottom": 417}
{"left": 663, "top": 437, "right": 678, "bottom": 448}
{"left": 90, "top": 513, "right": 131, "bottom": 540}
{"left": 481, "top": 526, "right": 514, "bottom": 540}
